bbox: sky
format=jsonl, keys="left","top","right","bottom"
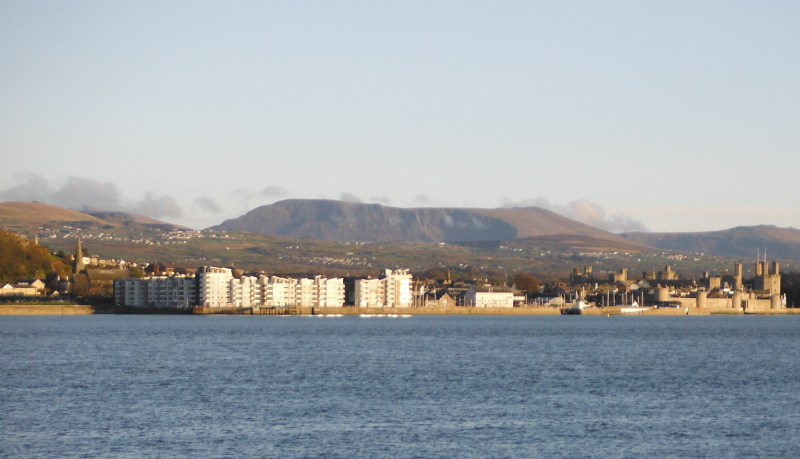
{"left": 1, "top": 1, "right": 799, "bottom": 232}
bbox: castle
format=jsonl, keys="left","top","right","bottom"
{"left": 568, "top": 259, "right": 785, "bottom": 312}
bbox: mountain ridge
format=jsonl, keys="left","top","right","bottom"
{"left": 621, "top": 225, "right": 800, "bottom": 261}
{"left": 208, "top": 199, "right": 639, "bottom": 245}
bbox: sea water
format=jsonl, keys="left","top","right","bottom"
{"left": 2, "top": 315, "right": 799, "bottom": 458}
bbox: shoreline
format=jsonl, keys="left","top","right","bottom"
{"left": 4, "top": 304, "right": 800, "bottom": 316}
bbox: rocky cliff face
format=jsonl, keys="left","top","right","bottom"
{"left": 208, "top": 199, "right": 628, "bottom": 243}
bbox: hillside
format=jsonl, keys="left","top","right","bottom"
{"left": 0, "top": 202, "right": 111, "bottom": 231}
{"left": 512, "top": 234, "right": 651, "bottom": 252}
{"left": 0, "top": 202, "right": 186, "bottom": 233}
{"left": 0, "top": 230, "right": 70, "bottom": 284}
{"left": 86, "top": 211, "right": 189, "bottom": 230}
{"left": 621, "top": 225, "right": 800, "bottom": 261}
{"left": 209, "top": 199, "right": 636, "bottom": 244}
{"left": 0, "top": 218, "right": 751, "bottom": 282}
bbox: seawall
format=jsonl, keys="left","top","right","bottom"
{"left": 313, "top": 306, "right": 562, "bottom": 316}
{"left": 27, "top": 304, "right": 797, "bottom": 316}
{"left": 0, "top": 304, "right": 93, "bottom": 315}
{"left": 583, "top": 307, "right": 800, "bottom": 316}
{"left": 193, "top": 306, "right": 564, "bottom": 315}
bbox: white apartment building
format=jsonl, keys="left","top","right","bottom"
{"left": 383, "top": 269, "right": 412, "bottom": 307}
{"left": 354, "top": 269, "right": 413, "bottom": 308}
{"left": 114, "top": 274, "right": 196, "bottom": 308}
{"left": 230, "top": 274, "right": 261, "bottom": 307}
{"left": 262, "top": 276, "right": 297, "bottom": 307}
{"left": 354, "top": 278, "right": 383, "bottom": 307}
{"left": 146, "top": 274, "right": 196, "bottom": 308}
{"left": 316, "top": 276, "right": 346, "bottom": 307}
{"left": 263, "top": 275, "right": 345, "bottom": 307}
{"left": 114, "top": 267, "right": 346, "bottom": 308}
{"left": 198, "top": 266, "right": 233, "bottom": 307}
{"left": 296, "top": 277, "right": 317, "bottom": 306}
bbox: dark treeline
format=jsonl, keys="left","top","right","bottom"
{"left": 782, "top": 272, "right": 800, "bottom": 308}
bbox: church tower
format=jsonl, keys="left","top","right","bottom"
{"left": 73, "top": 236, "right": 85, "bottom": 274}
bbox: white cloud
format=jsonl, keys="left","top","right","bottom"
{"left": 134, "top": 192, "right": 183, "bottom": 218}
{"left": 0, "top": 173, "right": 183, "bottom": 219}
{"left": 340, "top": 192, "right": 362, "bottom": 203}
{"left": 0, "top": 173, "right": 51, "bottom": 202}
{"left": 370, "top": 196, "right": 391, "bottom": 204}
{"left": 502, "top": 197, "right": 648, "bottom": 233}
{"left": 193, "top": 196, "right": 221, "bottom": 213}
{"left": 261, "top": 185, "right": 288, "bottom": 198}
{"left": 413, "top": 194, "right": 434, "bottom": 206}
{"left": 53, "top": 177, "right": 123, "bottom": 212}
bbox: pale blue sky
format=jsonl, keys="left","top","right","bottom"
{"left": 1, "top": 1, "right": 799, "bottom": 232}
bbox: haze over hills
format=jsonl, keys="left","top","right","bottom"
{"left": 622, "top": 226, "right": 800, "bottom": 262}
{"left": 209, "top": 199, "right": 638, "bottom": 245}
{"left": 0, "top": 202, "right": 187, "bottom": 233}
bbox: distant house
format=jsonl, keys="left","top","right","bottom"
{"left": 0, "top": 279, "right": 45, "bottom": 297}
{"left": 15, "top": 279, "right": 46, "bottom": 293}
{"left": 464, "top": 286, "right": 514, "bottom": 308}
{"left": 531, "top": 296, "right": 566, "bottom": 307}
{"left": 144, "top": 261, "right": 176, "bottom": 276}
{"left": 424, "top": 290, "right": 455, "bottom": 308}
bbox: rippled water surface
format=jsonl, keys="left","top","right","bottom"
{"left": 2, "top": 315, "right": 800, "bottom": 458}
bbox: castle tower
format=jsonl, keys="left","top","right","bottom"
{"left": 611, "top": 268, "right": 628, "bottom": 283}
{"left": 734, "top": 263, "right": 743, "bottom": 290}
{"left": 73, "top": 236, "right": 85, "bottom": 274}
{"left": 754, "top": 258, "right": 781, "bottom": 297}
{"left": 655, "top": 285, "right": 670, "bottom": 302}
{"left": 732, "top": 291, "right": 742, "bottom": 309}
{"left": 696, "top": 290, "right": 708, "bottom": 309}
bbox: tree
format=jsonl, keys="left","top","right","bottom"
{"left": 781, "top": 271, "right": 800, "bottom": 308}
{"left": 418, "top": 268, "right": 447, "bottom": 281}
{"left": 514, "top": 273, "right": 541, "bottom": 293}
